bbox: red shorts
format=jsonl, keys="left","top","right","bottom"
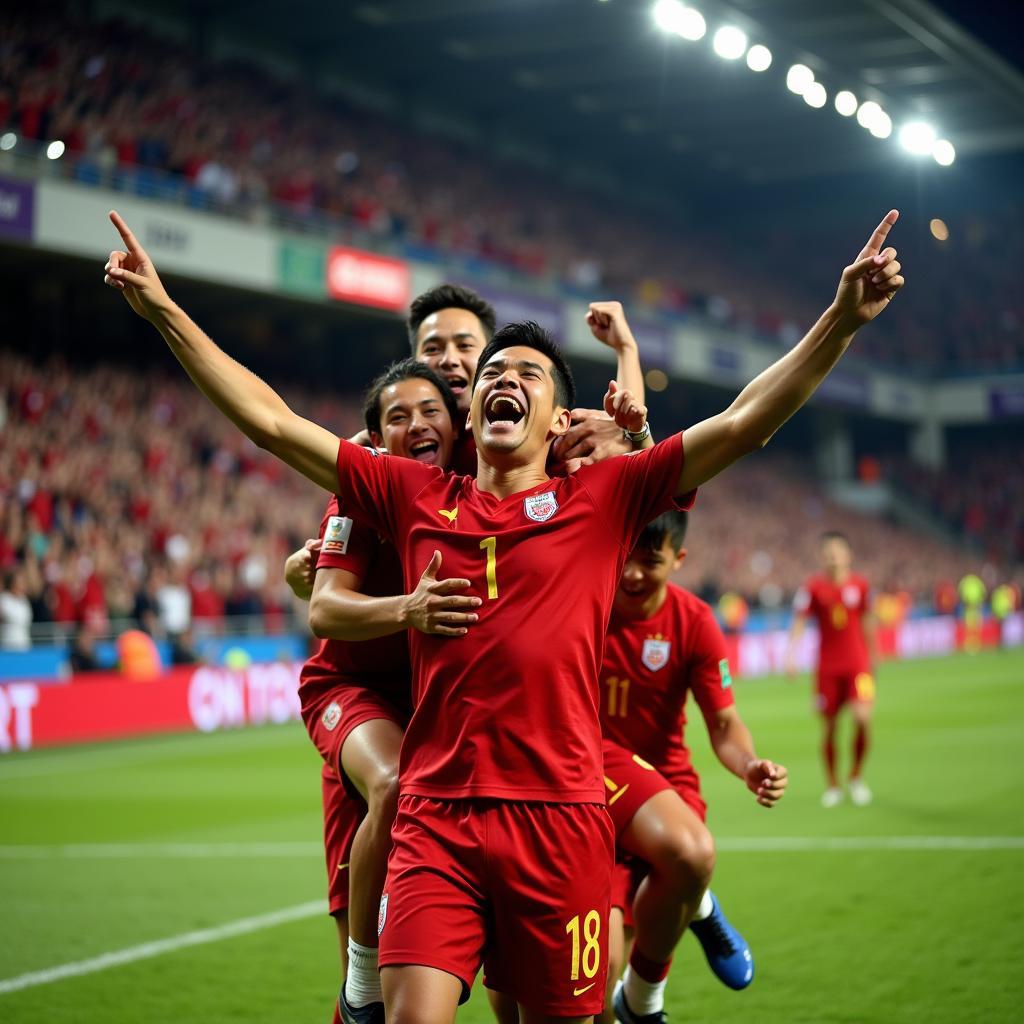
{"left": 816, "top": 670, "right": 875, "bottom": 717}
{"left": 611, "top": 768, "right": 707, "bottom": 928}
{"left": 379, "top": 796, "right": 614, "bottom": 1016}
{"left": 303, "top": 682, "right": 409, "bottom": 792}
{"left": 321, "top": 762, "right": 367, "bottom": 915}
{"left": 603, "top": 740, "right": 674, "bottom": 840}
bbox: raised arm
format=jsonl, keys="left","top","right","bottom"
{"left": 678, "top": 211, "right": 904, "bottom": 494}
{"left": 103, "top": 211, "right": 339, "bottom": 493}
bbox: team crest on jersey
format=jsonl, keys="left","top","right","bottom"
{"left": 842, "top": 584, "right": 861, "bottom": 608}
{"left": 323, "top": 515, "right": 353, "bottom": 555}
{"left": 321, "top": 701, "right": 342, "bottom": 731}
{"left": 377, "top": 893, "right": 389, "bottom": 935}
{"left": 524, "top": 491, "right": 559, "bottom": 523}
{"left": 641, "top": 636, "right": 671, "bottom": 672}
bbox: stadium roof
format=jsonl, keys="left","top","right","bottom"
{"left": 157, "top": 0, "right": 1024, "bottom": 202}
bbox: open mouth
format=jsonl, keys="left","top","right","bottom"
{"left": 409, "top": 439, "right": 441, "bottom": 463}
{"left": 444, "top": 375, "right": 468, "bottom": 395}
{"left": 484, "top": 393, "right": 526, "bottom": 426}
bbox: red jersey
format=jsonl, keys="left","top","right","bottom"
{"left": 600, "top": 583, "right": 734, "bottom": 787}
{"left": 335, "top": 434, "right": 693, "bottom": 804}
{"left": 298, "top": 497, "right": 411, "bottom": 712}
{"left": 794, "top": 573, "right": 872, "bottom": 676}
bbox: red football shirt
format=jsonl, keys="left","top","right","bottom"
{"left": 600, "top": 583, "right": 734, "bottom": 787}
{"left": 793, "top": 573, "right": 872, "bottom": 676}
{"left": 334, "top": 434, "right": 694, "bottom": 803}
{"left": 298, "top": 496, "right": 411, "bottom": 712}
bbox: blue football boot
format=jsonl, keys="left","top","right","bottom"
{"left": 688, "top": 892, "right": 754, "bottom": 990}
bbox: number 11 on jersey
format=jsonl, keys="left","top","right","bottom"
{"left": 479, "top": 536, "right": 498, "bottom": 600}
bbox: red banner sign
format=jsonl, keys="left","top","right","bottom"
{"left": 0, "top": 662, "right": 303, "bottom": 753}
{"left": 326, "top": 247, "right": 410, "bottom": 311}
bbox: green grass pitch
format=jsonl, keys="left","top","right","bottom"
{"left": 1, "top": 649, "right": 1022, "bottom": 1023}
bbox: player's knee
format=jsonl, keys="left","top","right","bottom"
{"left": 366, "top": 763, "right": 400, "bottom": 821}
{"left": 654, "top": 827, "right": 715, "bottom": 889}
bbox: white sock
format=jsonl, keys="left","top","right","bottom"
{"left": 691, "top": 889, "right": 714, "bottom": 922}
{"left": 622, "top": 965, "right": 667, "bottom": 1016}
{"left": 345, "top": 939, "right": 381, "bottom": 1007}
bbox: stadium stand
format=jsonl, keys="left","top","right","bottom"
{"left": 0, "top": 347, "right": 1008, "bottom": 655}
{"left": 2, "top": 6, "right": 1022, "bottom": 373}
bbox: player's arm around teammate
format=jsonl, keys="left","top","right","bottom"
{"left": 676, "top": 211, "right": 905, "bottom": 494}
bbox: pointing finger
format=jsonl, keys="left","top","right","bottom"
{"left": 856, "top": 209, "right": 899, "bottom": 260}
{"left": 109, "top": 210, "right": 146, "bottom": 259}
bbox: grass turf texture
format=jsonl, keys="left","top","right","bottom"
{"left": 1, "top": 649, "right": 1022, "bottom": 1023}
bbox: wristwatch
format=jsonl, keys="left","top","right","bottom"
{"left": 624, "top": 421, "right": 651, "bottom": 446}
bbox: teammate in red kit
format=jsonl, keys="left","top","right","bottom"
{"left": 105, "top": 206, "right": 905, "bottom": 1023}
{"left": 787, "top": 531, "right": 877, "bottom": 808}
{"left": 599, "top": 511, "right": 785, "bottom": 1024}
{"left": 284, "top": 359, "right": 476, "bottom": 1022}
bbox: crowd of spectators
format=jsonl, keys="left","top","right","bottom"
{"left": 1, "top": 348, "right": 1012, "bottom": 653}
{"left": 2, "top": 7, "right": 1022, "bottom": 374}
{"left": 0, "top": 350, "right": 360, "bottom": 652}
{"left": 887, "top": 441, "right": 1024, "bottom": 568}
{"left": 680, "top": 454, "right": 987, "bottom": 616}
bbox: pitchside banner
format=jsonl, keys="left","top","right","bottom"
{"left": 0, "top": 662, "right": 303, "bottom": 754}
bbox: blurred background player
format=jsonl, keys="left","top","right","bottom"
{"left": 788, "top": 531, "right": 877, "bottom": 808}
{"left": 601, "top": 510, "right": 786, "bottom": 1024}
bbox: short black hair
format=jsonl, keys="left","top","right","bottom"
{"left": 407, "top": 284, "right": 496, "bottom": 352}
{"left": 637, "top": 511, "right": 689, "bottom": 553}
{"left": 362, "top": 359, "right": 458, "bottom": 437}
{"left": 472, "top": 321, "right": 576, "bottom": 410}
{"left": 820, "top": 530, "right": 850, "bottom": 546}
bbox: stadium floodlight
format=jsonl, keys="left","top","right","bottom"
{"left": 786, "top": 64, "right": 814, "bottom": 95}
{"left": 856, "top": 100, "right": 882, "bottom": 130}
{"left": 745, "top": 43, "right": 772, "bottom": 71}
{"left": 46, "top": 140, "right": 65, "bottom": 160}
{"left": 0, "top": 132, "right": 16, "bottom": 151}
{"left": 834, "top": 90, "right": 857, "bottom": 117}
{"left": 653, "top": 0, "right": 706, "bottom": 41}
{"left": 869, "top": 110, "right": 892, "bottom": 139}
{"left": 933, "top": 139, "right": 956, "bottom": 166}
{"left": 712, "top": 26, "right": 747, "bottom": 60}
{"left": 898, "top": 121, "right": 937, "bottom": 156}
{"left": 803, "top": 82, "right": 827, "bottom": 109}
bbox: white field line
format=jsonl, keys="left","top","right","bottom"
{"left": 0, "top": 836, "right": 1022, "bottom": 860}
{"left": 0, "top": 899, "right": 326, "bottom": 996}
{"left": 717, "top": 835, "right": 1024, "bottom": 852}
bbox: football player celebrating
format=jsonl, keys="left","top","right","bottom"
{"left": 787, "top": 531, "right": 877, "bottom": 807}
{"left": 104, "top": 207, "right": 904, "bottom": 1024}
{"left": 600, "top": 511, "right": 785, "bottom": 1024}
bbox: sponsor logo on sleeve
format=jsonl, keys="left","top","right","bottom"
{"left": 719, "top": 658, "right": 732, "bottom": 689}
{"left": 323, "top": 516, "right": 353, "bottom": 555}
{"left": 641, "top": 635, "right": 671, "bottom": 672}
{"left": 524, "top": 491, "right": 559, "bottom": 523}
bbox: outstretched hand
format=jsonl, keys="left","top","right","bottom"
{"left": 603, "top": 380, "right": 647, "bottom": 434}
{"left": 103, "top": 210, "right": 173, "bottom": 321}
{"left": 745, "top": 759, "right": 788, "bottom": 808}
{"left": 403, "top": 550, "right": 482, "bottom": 637}
{"left": 833, "top": 210, "right": 905, "bottom": 327}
